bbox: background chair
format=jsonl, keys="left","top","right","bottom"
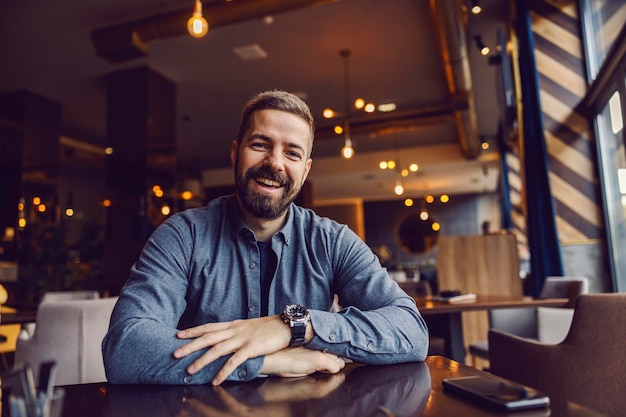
{"left": 15, "top": 297, "right": 118, "bottom": 385}
{"left": 17, "top": 290, "right": 102, "bottom": 341}
{"left": 468, "top": 276, "right": 588, "bottom": 368}
{"left": 488, "top": 293, "right": 626, "bottom": 417}
{"left": 41, "top": 290, "right": 100, "bottom": 303}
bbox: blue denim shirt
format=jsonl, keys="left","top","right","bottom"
{"left": 102, "top": 195, "right": 429, "bottom": 384}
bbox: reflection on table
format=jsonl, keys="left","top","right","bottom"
{"left": 30, "top": 356, "right": 605, "bottom": 417}
{"left": 59, "top": 361, "right": 431, "bottom": 417}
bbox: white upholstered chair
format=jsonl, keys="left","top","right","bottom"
{"left": 15, "top": 297, "right": 118, "bottom": 385}
{"left": 41, "top": 290, "right": 100, "bottom": 303}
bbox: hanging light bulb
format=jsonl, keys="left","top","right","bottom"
{"left": 339, "top": 49, "right": 356, "bottom": 159}
{"left": 394, "top": 180, "right": 404, "bottom": 196}
{"left": 187, "top": 0, "right": 209, "bottom": 38}
{"left": 342, "top": 137, "right": 354, "bottom": 159}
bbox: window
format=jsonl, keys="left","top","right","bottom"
{"left": 581, "top": 0, "right": 626, "bottom": 81}
{"left": 596, "top": 90, "right": 626, "bottom": 291}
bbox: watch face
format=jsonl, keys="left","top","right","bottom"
{"left": 283, "top": 304, "right": 310, "bottom": 323}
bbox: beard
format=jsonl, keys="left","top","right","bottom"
{"left": 234, "top": 157, "right": 302, "bottom": 220}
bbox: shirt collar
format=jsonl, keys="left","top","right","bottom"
{"left": 227, "top": 194, "right": 293, "bottom": 246}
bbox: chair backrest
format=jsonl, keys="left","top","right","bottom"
{"left": 41, "top": 291, "right": 100, "bottom": 303}
{"left": 489, "top": 293, "right": 626, "bottom": 417}
{"left": 488, "top": 276, "right": 589, "bottom": 338}
{"left": 15, "top": 297, "right": 117, "bottom": 385}
{"left": 539, "top": 276, "right": 589, "bottom": 307}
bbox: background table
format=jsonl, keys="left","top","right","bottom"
{"left": 411, "top": 293, "right": 568, "bottom": 362}
{"left": 0, "top": 306, "right": 37, "bottom": 326}
{"left": 6, "top": 356, "right": 603, "bottom": 417}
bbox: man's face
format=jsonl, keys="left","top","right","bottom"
{"left": 231, "top": 109, "right": 313, "bottom": 220}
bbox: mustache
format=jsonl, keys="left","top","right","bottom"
{"left": 245, "top": 166, "right": 290, "bottom": 187}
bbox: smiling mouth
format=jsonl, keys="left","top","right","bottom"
{"left": 255, "top": 177, "right": 282, "bottom": 188}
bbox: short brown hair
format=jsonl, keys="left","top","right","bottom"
{"left": 237, "top": 90, "right": 315, "bottom": 157}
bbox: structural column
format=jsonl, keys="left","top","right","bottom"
{"left": 104, "top": 66, "right": 176, "bottom": 294}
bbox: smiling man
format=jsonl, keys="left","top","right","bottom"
{"left": 102, "top": 90, "right": 429, "bottom": 386}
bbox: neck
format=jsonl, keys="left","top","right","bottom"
{"left": 237, "top": 199, "right": 287, "bottom": 242}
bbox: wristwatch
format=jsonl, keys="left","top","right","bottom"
{"left": 281, "top": 304, "right": 311, "bottom": 347}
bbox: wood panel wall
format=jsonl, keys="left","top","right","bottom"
{"left": 437, "top": 233, "right": 521, "bottom": 365}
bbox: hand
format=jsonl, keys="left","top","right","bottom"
{"left": 260, "top": 347, "right": 346, "bottom": 378}
{"left": 173, "top": 315, "right": 290, "bottom": 385}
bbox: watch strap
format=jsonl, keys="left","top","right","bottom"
{"left": 289, "top": 321, "right": 307, "bottom": 347}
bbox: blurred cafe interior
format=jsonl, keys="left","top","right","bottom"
{"left": 0, "top": 0, "right": 625, "bottom": 389}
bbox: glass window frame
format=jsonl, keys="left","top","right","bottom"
{"left": 581, "top": 9, "right": 626, "bottom": 291}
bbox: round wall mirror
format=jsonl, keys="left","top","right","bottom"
{"left": 396, "top": 213, "right": 439, "bottom": 254}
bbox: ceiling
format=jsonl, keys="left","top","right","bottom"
{"left": 0, "top": 0, "right": 508, "bottom": 204}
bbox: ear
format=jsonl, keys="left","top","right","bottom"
{"left": 301, "top": 158, "right": 313, "bottom": 185}
{"left": 230, "top": 140, "right": 238, "bottom": 166}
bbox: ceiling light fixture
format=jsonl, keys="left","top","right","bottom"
{"left": 470, "top": 0, "right": 482, "bottom": 15}
{"left": 187, "top": 0, "right": 209, "bottom": 38}
{"left": 474, "top": 35, "right": 490, "bottom": 56}
{"left": 340, "top": 49, "right": 355, "bottom": 159}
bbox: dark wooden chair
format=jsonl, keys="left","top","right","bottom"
{"left": 489, "top": 293, "right": 626, "bottom": 417}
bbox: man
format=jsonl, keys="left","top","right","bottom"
{"left": 102, "top": 90, "right": 429, "bottom": 385}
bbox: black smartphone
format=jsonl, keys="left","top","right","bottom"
{"left": 443, "top": 375, "right": 550, "bottom": 412}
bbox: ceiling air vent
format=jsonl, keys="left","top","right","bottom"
{"left": 233, "top": 44, "right": 268, "bottom": 61}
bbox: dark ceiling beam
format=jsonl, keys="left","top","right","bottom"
{"left": 430, "top": 0, "right": 481, "bottom": 159}
{"left": 315, "top": 104, "right": 454, "bottom": 139}
{"left": 92, "top": 0, "right": 341, "bottom": 63}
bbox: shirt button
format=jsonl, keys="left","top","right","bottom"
{"left": 183, "top": 376, "right": 192, "bottom": 384}
{"left": 329, "top": 333, "right": 336, "bottom": 340}
{"left": 249, "top": 263, "right": 256, "bottom": 269}
{"left": 238, "top": 370, "right": 247, "bottom": 378}
{"left": 367, "top": 342, "right": 374, "bottom": 350}
{"left": 322, "top": 349, "right": 329, "bottom": 354}
{"left": 248, "top": 305, "right": 255, "bottom": 312}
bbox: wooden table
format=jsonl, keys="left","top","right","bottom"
{"left": 22, "top": 356, "right": 603, "bottom": 417}
{"left": 410, "top": 292, "right": 569, "bottom": 362}
{"left": 0, "top": 306, "right": 37, "bottom": 325}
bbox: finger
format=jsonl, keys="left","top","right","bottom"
{"left": 211, "top": 349, "right": 251, "bottom": 385}
{"left": 321, "top": 355, "right": 345, "bottom": 374}
{"left": 177, "top": 321, "right": 233, "bottom": 339}
{"left": 173, "top": 328, "right": 234, "bottom": 358}
{"left": 186, "top": 337, "right": 247, "bottom": 375}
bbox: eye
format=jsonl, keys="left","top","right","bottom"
{"left": 286, "top": 150, "right": 303, "bottom": 160}
{"left": 250, "top": 142, "right": 269, "bottom": 150}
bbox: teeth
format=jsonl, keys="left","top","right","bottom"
{"left": 257, "top": 177, "right": 281, "bottom": 188}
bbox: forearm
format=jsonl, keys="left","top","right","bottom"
{"left": 102, "top": 318, "right": 264, "bottom": 384}
{"left": 305, "top": 299, "right": 429, "bottom": 364}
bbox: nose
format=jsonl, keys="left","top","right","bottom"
{"left": 264, "top": 148, "right": 284, "bottom": 171}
